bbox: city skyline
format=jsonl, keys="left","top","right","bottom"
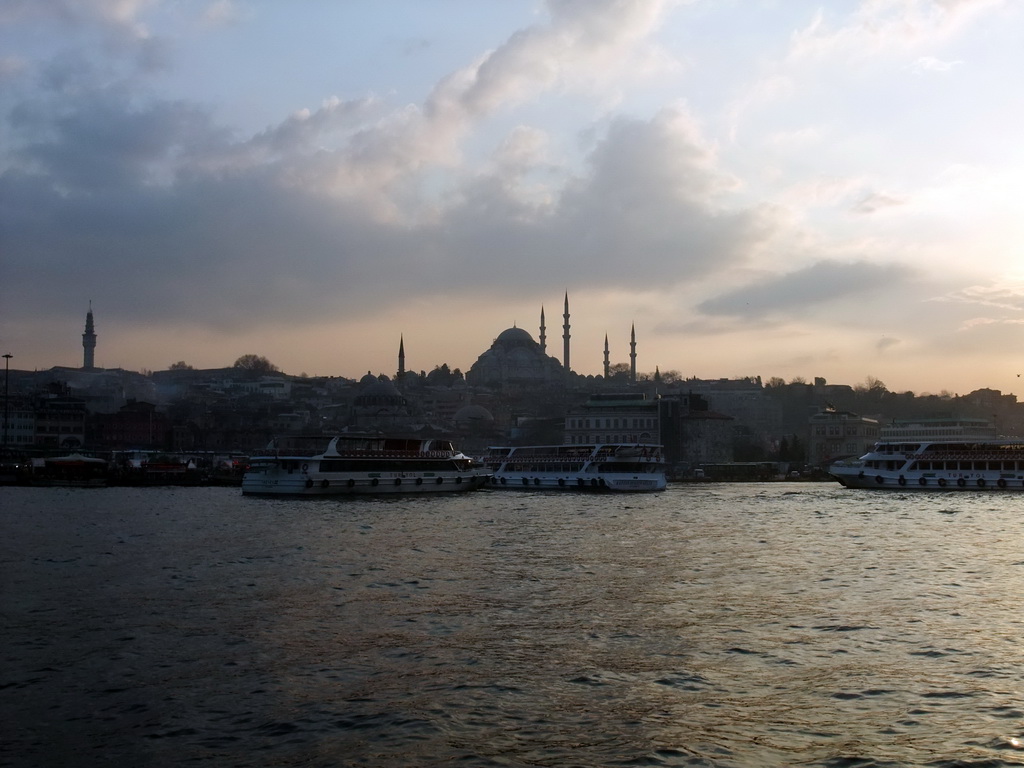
{"left": 3, "top": 1, "right": 1024, "bottom": 396}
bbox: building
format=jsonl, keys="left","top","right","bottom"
{"left": 808, "top": 408, "right": 879, "bottom": 466}
{"left": 564, "top": 393, "right": 660, "bottom": 445}
{"left": 34, "top": 395, "right": 88, "bottom": 449}
{"left": 658, "top": 393, "right": 734, "bottom": 469}
{"left": 92, "top": 400, "right": 172, "bottom": 450}
{"left": 2, "top": 402, "right": 36, "bottom": 448}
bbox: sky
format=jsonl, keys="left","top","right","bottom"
{"left": 3, "top": 0, "right": 1024, "bottom": 396}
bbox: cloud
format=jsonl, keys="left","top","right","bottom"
{"left": 697, "top": 260, "right": 916, "bottom": 320}
{"left": 910, "top": 55, "right": 963, "bottom": 73}
{"left": 852, "top": 191, "right": 908, "bottom": 214}
{"left": 937, "top": 282, "right": 1024, "bottom": 312}
{"left": 1, "top": 0, "right": 780, "bottom": 340}
{"left": 2, "top": 67, "right": 770, "bottom": 338}
{"left": 790, "top": 0, "right": 1005, "bottom": 61}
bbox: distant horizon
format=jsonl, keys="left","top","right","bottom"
{"left": 7, "top": 322, "right": 1017, "bottom": 402}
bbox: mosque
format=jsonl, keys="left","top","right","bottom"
{"left": 465, "top": 293, "right": 639, "bottom": 390}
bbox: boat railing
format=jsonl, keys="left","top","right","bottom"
{"left": 330, "top": 450, "right": 456, "bottom": 459}
{"left": 922, "top": 451, "right": 1024, "bottom": 461}
{"left": 487, "top": 454, "right": 664, "bottom": 465}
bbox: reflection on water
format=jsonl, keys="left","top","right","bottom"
{"left": 3, "top": 484, "right": 1024, "bottom": 766}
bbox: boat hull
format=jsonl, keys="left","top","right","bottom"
{"left": 488, "top": 473, "right": 666, "bottom": 492}
{"left": 483, "top": 442, "right": 667, "bottom": 493}
{"left": 241, "top": 470, "right": 491, "bottom": 496}
{"left": 830, "top": 467, "right": 1024, "bottom": 490}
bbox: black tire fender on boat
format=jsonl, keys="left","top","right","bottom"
{"left": 558, "top": 478, "right": 565, "bottom": 487}
{"left": 436, "top": 477, "right": 444, "bottom": 485}
{"left": 394, "top": 478, "right": 402, "bottom": 486}
{"left": 305, "top": 478, "right": 313, "bottom": 488}
{"left": 415, "top": 477, "right": 423, "bottom": 485}
{"left": 456, "top": 476, "right": 463, "bottom": 484}
{"left": 957, "top": 478, "right": 966, "bottom": 488}
{"left": 977, "top": 478, "right": 986, "bottom": 488}
{"left": 371, "top": 478, "right": 379, "bottom": 487}
{"left": 875, "top": 475, "right": 884, "bottom": 485}
{"left": 998, "top": 478, "right": 1007, "bottom": 488}
{"left": 302, "top": 464, "right": 309, "bottom": 472}
{"left": 898, "top": 476, "right": 906, "bottom": 486}
{"left": 321, "top": 479, "right": 329, "bottom": 488}
{"left": 938, "top": 478, "right": 947, "bottom": 487}
{"left": 347, "top": 478, "right": 355, "bottom": 488}
{"left": 919, "top": 477, "right": 927, "bottom": 486}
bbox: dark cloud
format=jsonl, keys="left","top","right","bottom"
{"left": 697, "top": 260, "right": 915, "bottom": 319}
{"left": 2, "top": 61, "right": 772, "bottom": 334}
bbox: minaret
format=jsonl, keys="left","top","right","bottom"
{"left": 562, "top": 292, "right": 571, "bottom": 374}
{"left": 539, "top": 306, "right": 546, "bottom": 354}
{"left": 398, "top": 335, "right": 405, "bottom": 378}
{"left": 629, "top": 323, "right": 637, "bottom": 385}
{"left": 82, "top": 302, "right": 97, "bottom": 370}
{"left": 603, "top": 334, "right": 610, "bottom": 379}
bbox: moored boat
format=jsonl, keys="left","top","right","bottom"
{"left": 483, "top": 443, "right": 666, "bottom": 492}
{"left": 830, "top": 439, "right": 1024, "bottom": 490}
{"left": 241, "top": 435, "right": 491, "bottom": 496}
{"left": 30, "top": 453, "right": 110, "bottom": 487}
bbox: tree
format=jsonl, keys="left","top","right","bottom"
{"left": 169, "top": 361, "right": 193, "bottom": 370}
{"left": 233, "top": 354, "right": 279, "bottom": 374}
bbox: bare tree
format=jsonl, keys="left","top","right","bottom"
{"left": 233, "top": 354, "right": 279, "bottom": 374}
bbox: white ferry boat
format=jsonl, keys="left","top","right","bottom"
{"left": 241, "top": 435, "right": 491, "bottom": 496}
{"left": 829, "top": 440, "right": 1024, "bottom": 490}
{"left": 483, "top": 443, "right": 667, "bottom": 492}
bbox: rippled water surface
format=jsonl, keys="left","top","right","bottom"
{"left": 4, "top": 484, "right": 1024, "bottom": 767}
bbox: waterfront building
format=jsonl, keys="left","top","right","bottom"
{"left": 808, "top": 408, "right": 879, "bottom": 466}
{"left": 34, "top": 395, "right": 88, "bottom": 449}
{"left": 658, "top": 393, "right": 734, "bottom": 469}
{"left": 564, "top": 392, "right": 660, "bottom": 445}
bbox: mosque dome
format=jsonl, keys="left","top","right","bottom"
{"left": 353, "top": 375, "right": 405, "bottom": 410}
{"left": 495, "top": 327, "right": 535, "bottom": 347}
{"left": 454, "top": 404, "right": 494, "bottom": 425}
{"left": 466, "top": 323, "right": 563, "bottom": 389}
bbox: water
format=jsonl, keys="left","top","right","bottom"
{"left": 3, "top": 484, "right": 1024, "bottom": 767}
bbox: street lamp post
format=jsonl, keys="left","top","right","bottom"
{"left": 3, "top": 353, "right": 11, "bottom": 450}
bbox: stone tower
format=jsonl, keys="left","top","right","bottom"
{"left": 82, "top": 302, "right": 97, "bottom": 370}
